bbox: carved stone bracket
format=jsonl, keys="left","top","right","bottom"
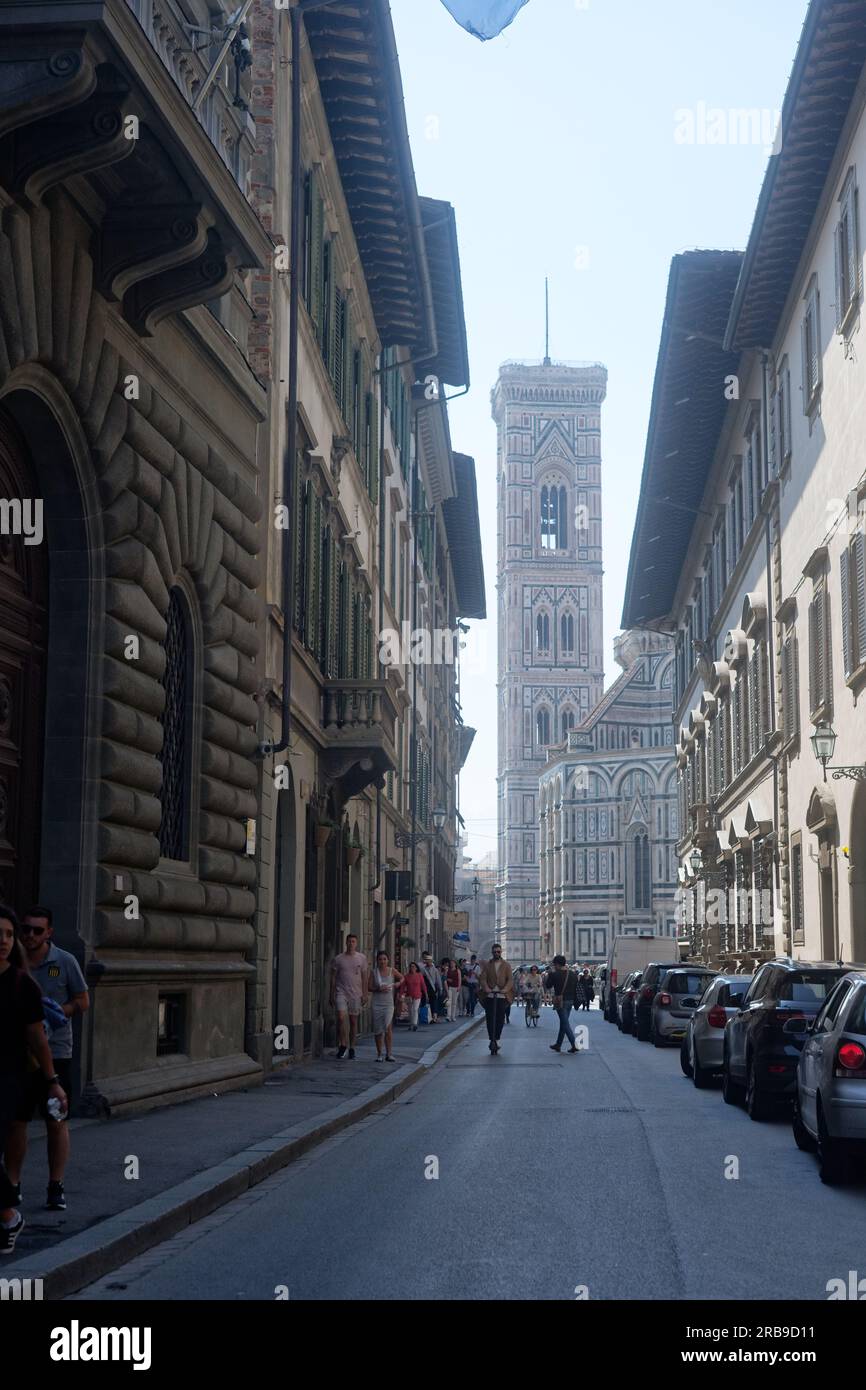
{"left": 0, "top": 41, "right": 94, "bottom": 138}
{"left": 123, "top": 227, "right": 234, "bottom": 336}
{"left": 95, "top": 201, "right": 209, "bottom": 302}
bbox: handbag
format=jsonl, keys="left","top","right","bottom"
{"left": 418, "top": 1002, "right": 430, "bottom": 1025}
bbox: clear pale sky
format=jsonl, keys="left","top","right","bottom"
{"left": 389, "top": 0, "right": 809, "bottom": 862}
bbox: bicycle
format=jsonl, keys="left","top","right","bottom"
{"left": 523, "top": 993, "right": 541, "bottom": 1027}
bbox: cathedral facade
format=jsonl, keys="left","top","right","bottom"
{"left": 539, "top": 631, "right": 679, "bottom": 962}
{"left": 492, "top": 360, "right": 607, "bottom": 960}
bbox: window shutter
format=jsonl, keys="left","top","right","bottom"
{"left": 835, "top": 220, "right": 844, "bottom": 330}
{"left": 811, "top": 290, "right": 821, "bottom": 391}
{"left": 293, "top": 469, "right": 305, "bottom": 635}
{"left": 841, "top": 546, "right": 853, "bottom": 677}
{"left": 782, "top": 637, "right": 793, "bottom": 742}
{"left": 808, "top": 598, "right": 819, "bottom": 715}
{"left": 310, "top": 170, "right": 324, "bottom": 339}
{"left": 848, "top": 183, "right": 861, "bottom": 303}
{"left": 369, "top": 389, "right": 379, "bottom": 506}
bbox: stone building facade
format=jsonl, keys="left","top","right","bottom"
{"left": 0, "top": 0, "right": 272, "bottom": 1110}
{"left": 623, "top": 0, "right": 866, "bottom": 970}
{"left": 539, "top": 631, "right": 678, "bottom": 962}
{"left": 0, "top": 0, "right": 484, "bottom": 1108}
{"left": 492, "top": 359, "right": 607, "bottom": 959}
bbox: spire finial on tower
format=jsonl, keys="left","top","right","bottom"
{"left": 543, "top": 277, "right": 551, "bottom": 366}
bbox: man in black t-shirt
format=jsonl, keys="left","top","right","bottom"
{"left": 0, "top": 906, "right": 68, "bottom": 1254}
{"left": 544, "top": 955, "right": 579, "bottom": 1053}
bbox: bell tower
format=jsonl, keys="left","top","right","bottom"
{"left": 492, "top": 357, "right": 608, "bottom": 961}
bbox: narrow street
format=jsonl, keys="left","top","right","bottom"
{"left": 73, "top": 1007, "right": 866, "bottom": 1302}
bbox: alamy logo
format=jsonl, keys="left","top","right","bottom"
{"left": 49, "top": 1321, "right": 152, "bottom": 1371}
{"left": 0, "top": 497, "right": 43, "bottom": 546}
{"left": 0, "top": 1277, "right": 43, "bottom": 1300}
{"left": 827, "top": 1270, "right": 866, "bottom": 1299}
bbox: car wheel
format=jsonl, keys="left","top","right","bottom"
{"left": 652, "top": 1022, "right": 664, "bottom": 1048}
{"left": 722, "top": 1047, "right": 744, "bottom": 1106}
{"left": 680, "top": 1038, "right": 692, "bottom": 1077}
{"left": 745, "top": 1057, "right": 771, "bottom": 1122}
{"left": 691, "top": 1041, "right": 713, "bottom": 1090}
{"left": 817, "top": 1102, "right": 848, "bottom": 1186}
{"left": 792, "top": 1094, "right": 817, "bottom": 1153}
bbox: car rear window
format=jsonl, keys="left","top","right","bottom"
{"left": 842, "top": 988, "right": 866, "bottom": 1034}
{"left": 778, "top": 973, "right": 845, "bottom": 1003}
{"left": 667, "top": 973, "right": 712, "bottom": 995}
{"left": 717, "top": 979, "right": 751, "bottom": 1006}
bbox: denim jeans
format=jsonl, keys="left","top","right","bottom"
{"left": 467, "top": 983, "right": 478, "bottom": 1016}
{"left": 554, "top": 1004, "right": 576, "bottom": 1049}
{"left": 484, "top": 995, "right": 507, "bottom": 1042}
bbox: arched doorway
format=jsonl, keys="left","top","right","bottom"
{"left": 849, "top": 781, "right": 866, "bottom": 962}
{"left": 0, "top": 408, "right": 48, "bottom": 907}
{"left": 806, "top": 787, "right": 838, "bottom": 961}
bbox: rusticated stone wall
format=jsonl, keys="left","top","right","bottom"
{"left": 0, "top": 189, "right": 265, "bottom": 1106}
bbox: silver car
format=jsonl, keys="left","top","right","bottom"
{"left": 681, "top": 974, "right": 752, "bottom": 1087}
{"left": 793, "top": 971, "right": 866, "bottom": 1184}
{"left": 650, "top": 967, "right": 717, "bottom": 1046}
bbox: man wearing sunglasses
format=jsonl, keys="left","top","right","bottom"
{"left": 5, "top": 907, "right": 88, "bottom": 1213}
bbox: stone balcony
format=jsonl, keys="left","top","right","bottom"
{"left": 321, "top": 678, "right": 399, "bottom": 803}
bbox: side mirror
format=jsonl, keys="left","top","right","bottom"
{"left": 782, "top": 1015, "right": 809, "bottom": 1035}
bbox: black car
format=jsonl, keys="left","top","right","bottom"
{"left": 723, "top": 958, "right": 864, "bottom": 1120}
{"left": 617, "top": 971, "right": 642, "bottom": 1033}
{"left": 633, "top": 960, "right": 681, "bottom": 1041}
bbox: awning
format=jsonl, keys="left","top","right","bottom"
{"left": 442, "top": 453, "right": 486, "bottom": 619}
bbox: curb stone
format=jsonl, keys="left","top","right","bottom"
{"left": 11, "top": 1014, "right": 483, "bottom": 1300}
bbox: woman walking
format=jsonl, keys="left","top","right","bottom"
{"left": 0, "top": 906, "right": 68, "bottom": 1254}
{"left": 401, "top": 962, "right": 427, "bottom": 1031}
{"left": 445, "top": 960, "right": 462, "bottom": 1021}
{"left": 368, "top": 952, "right": 403, "bottom": 1061}
{"left": 543, "top": 955, "right": 579, "bottom": 1053}
{"left": 580, "top": 968, "right": 594, "bottom": 1011}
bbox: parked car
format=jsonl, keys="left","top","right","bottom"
{"left": 723, "top": 958, "right": 862, "bottom": 1120}
{"left": 649, "top": 966, "right": 717, "bottom": 1047}
{"left": 681, "top": 974, "right": 753, "bottom": 1087}
{"left": 633, "top": 959, "right": 682, "bottom": 1040}
{"left": 603, "top": 935, "right": 660, "bottom": 1023}
{"left": 617, "top": 971, "right": 642, "bottom": 1033}
{"left": 792, "top": 971, "right": 866, "bottom": 1184}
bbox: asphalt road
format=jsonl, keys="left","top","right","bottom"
{"left": 73, "top": 1005, "right": 866, "bottom": 1301}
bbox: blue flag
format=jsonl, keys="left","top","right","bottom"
{"left": 439, "top": 0, "right": 530, "bottom": 40}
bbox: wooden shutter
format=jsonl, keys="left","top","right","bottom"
{"left": 750, "top": 649, "right": 760, "bottom": 751}
{"left": 841, "top": 546, "right": 853, "bottom": 677}
{"left": 810, "top": 291, "right": 820, "bottom": 392}
{"left": 823, "top": 587, "right": 833, "bottom": 709}
{"left": 369, "top": 389, "right": 379, "bottom": 505}
{"left": 851, "top": 183, "right": 862, "bottom": 301}
{"left": 309, "top": 169, "right": 324, "bottom": 339}
{"left": 835, "top": 219, "right": 844, "bottom": 330}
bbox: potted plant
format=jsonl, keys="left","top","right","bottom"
{"left": 315, "top": 818, "right": 339, "bottom": 849}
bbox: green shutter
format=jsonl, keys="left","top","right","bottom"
{"left": 310, "top": 169, "right": 324, "bottom": 339}
{"left": 293, "top": 466, "right": 305, "bottom": 634}
{"left": 369, "top": 388, "right": 379, "bottom": 506}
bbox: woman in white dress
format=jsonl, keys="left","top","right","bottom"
{"left": 368, "top": 951, "right": 404, "bottom": 1062}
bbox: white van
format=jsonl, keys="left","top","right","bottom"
{"left": 602, "top": 935, "right": 659, "bottom": 1022}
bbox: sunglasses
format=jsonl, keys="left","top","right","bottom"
{"left": 20, "top": 925, "right": 47, "bottom": 936}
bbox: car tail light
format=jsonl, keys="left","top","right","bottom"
{"left": 611, "top": 969, "right": 617, "bottom": 987}
{"left": 707, "top": 1006, "right": 727, "bottom": 1028}
{"left": 641, "top": 985, "right": 654, "bottom": 1000}
{"left": 768, "top": 1064, "right": 789, "bottom": 1074}
{"left": 837, "top": 1042, "right": 866, "bottom": 1072}
{"left": 658, "top": 992, "right": 671, "bottom": 1006}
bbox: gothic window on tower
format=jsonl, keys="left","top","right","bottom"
{"left": 561, "top": 612, "right": 575, "bottom": 654}
{"left": 629, "top": 830, "right": 651, "bottom": 913}
{"left": 536, "top": 708, "right": 551, "bottom": 746}
{"left": 540, "top": 484, "right": 568, "bottom": 550}
{"left": 561, "top": 708, "right": 575, "bottom": 740}
{"left": 536, "top": 612, "right": 550, "bottom": 652}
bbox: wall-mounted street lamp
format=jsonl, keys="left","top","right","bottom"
{"left": 811, "top": 721, "right": 866, "bottom": 783}
{"left": 395, "top": 805, "right": 448, "bottom": 847}
{"left": 689, "top": 847, "right": 703, "bottom": 875}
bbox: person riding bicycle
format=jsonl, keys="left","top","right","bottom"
{"left": 522, "top": 965, "right": 544, "bottom": 1016}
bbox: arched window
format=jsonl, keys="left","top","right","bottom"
{"left": 540, "top": 485, "right": 556, "bottom": 550}
{"left": 561, "top": 708, "right": 575, "bottom": 740}
{"left": 536, "top": 708, "right": 551, "bottom": 746}
{"left": 561, "top": 612, "right": 575, "bottom": 653}
{"left": 558, "top": 485, "right": 567, "bottom": 548}
{"left": 630, "top": 831, "right": 651, "bottom": 912}
{"left": 536, "top": 613, "right": 550, "bottom": 651}
{"left": 158, "top": 586, "right": 194, "bottom": 861}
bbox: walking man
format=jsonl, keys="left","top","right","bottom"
{"left": 478, "top": 943, "right": 514, "bottom": 1055}
{"left": 420, "top": 954, "right": 441, "bottom": 1023}
{"left": 5, "top": 906, "right": 88, "bottom": 1212}
{"left": 466, "top": 955, "right": 481, "bottom": 1017}
{"left": 330, "top": 933, "right": 368, "bottom": 1059}
{"left": 544, "top": 956, "right": 579, "bottom": 1053}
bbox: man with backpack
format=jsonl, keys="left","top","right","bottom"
{"left": 544, "top": 956, "right": 579, "bottom": 1053}
{"left": 5, "top": 906, "right": 88, "bottom": 1213}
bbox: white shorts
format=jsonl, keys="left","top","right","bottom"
{"left": 335, "top": 991, "right": 362, "bottom": 1016}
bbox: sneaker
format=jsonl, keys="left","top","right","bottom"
{"left": 336, "top": 1045, "right": 347, "bottom": 1059}
{"left": 348, "top": 1047, "right": 355, "bottom": 1059}
{"left": 0, "top": 1213, "right": 25, "bottom": 1255}
{"left": 385, "top": 1054, "right": 396, "bottom": 1062}
{"left": 375, "top": 1054, "right": 384, "bottom": 1063}
{"left": 568, "top": 1046, "right": 578, "bottom": 1053}
{"left": 549, "top": 1044, "right": 562, "bottom": 1053}
{"left": 46, "top": 1181, "right": 66, "bottom": 1211}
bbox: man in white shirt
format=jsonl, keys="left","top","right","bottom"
{"left": 329, "top": 934, "right": 368, "bottom": 1059}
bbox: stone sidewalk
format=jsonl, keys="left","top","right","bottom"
{"left": 4, "top": 1012, "right": 482, "bottom": 1297}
